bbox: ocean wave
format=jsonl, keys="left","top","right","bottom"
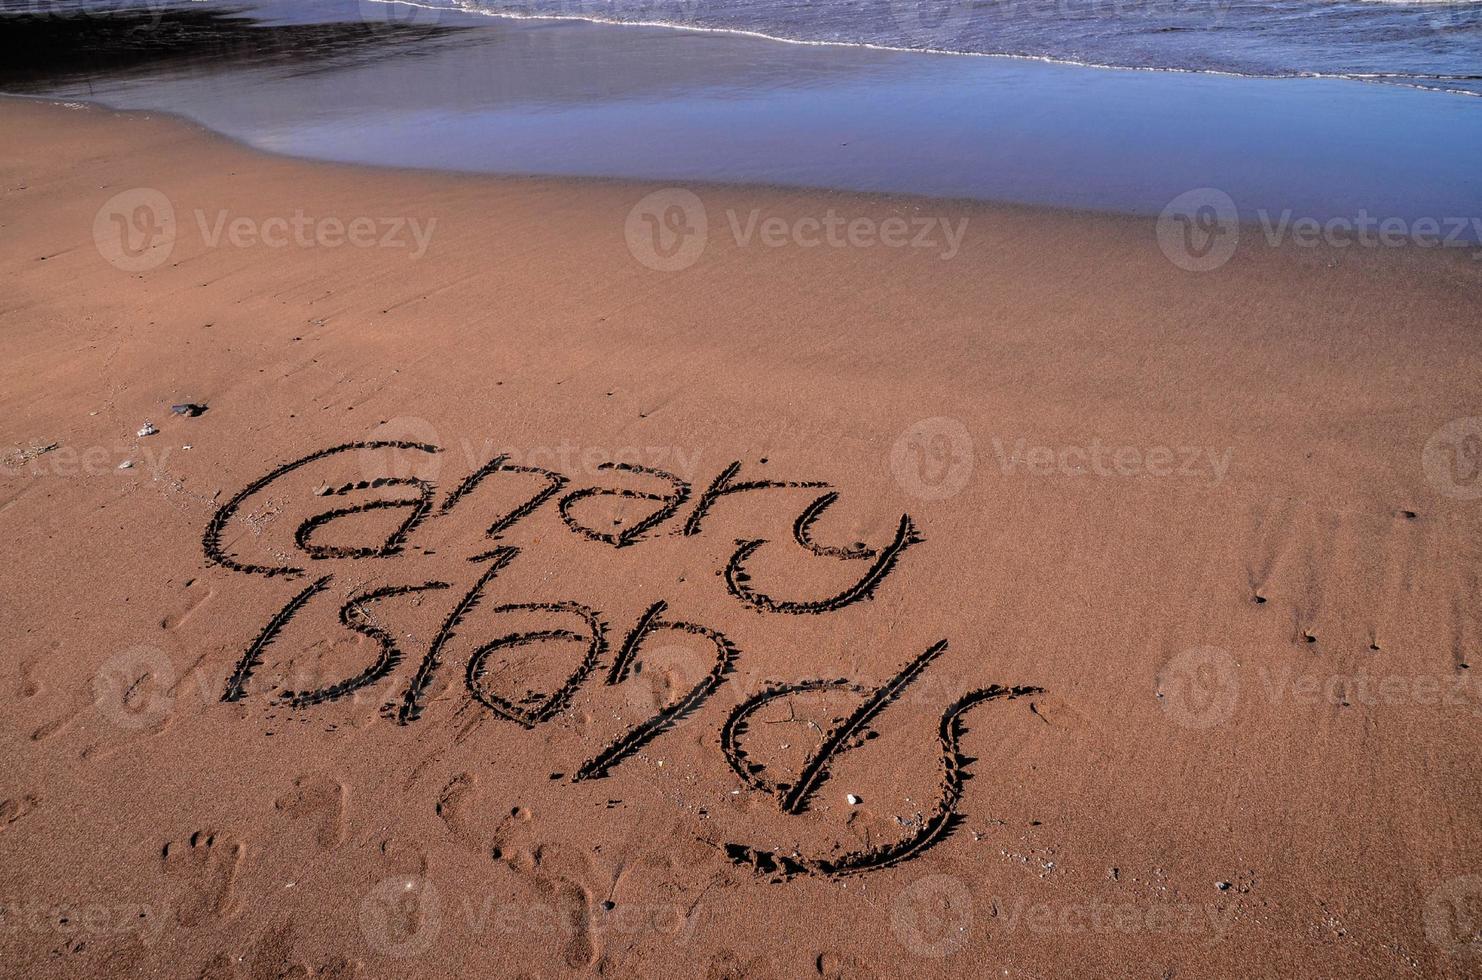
{"left": 1346, "top": 0, "right": 1482, "bottom": 6}
{"left": 358, "top": 0, "right": 1482, "bottom": 96}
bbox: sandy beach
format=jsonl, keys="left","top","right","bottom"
{"left": 3, "top": 95, "right": 1482, "bottom": 977}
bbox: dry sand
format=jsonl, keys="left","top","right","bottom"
{"left": 2, "top": 97, "right": 1481, "bottom": 978}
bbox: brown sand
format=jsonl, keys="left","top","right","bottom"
{"left": 2, "top": 97, "right": 1481, "bottom": 978}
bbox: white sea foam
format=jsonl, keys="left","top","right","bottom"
{"left": 358, "top": 0, "right": 1482, "bottom": 96}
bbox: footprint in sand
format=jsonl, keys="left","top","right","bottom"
{"left": 30, "top": 655, "right": 175, "bottom": 755}
{"left": 274, "top": 775, "right": 348, "bottom": 849}
{"left": 434, "top": 771, "right": 479, "bottom": 846}
{"left": 244, "top": 920, "right": 365, "bottom": 980}
{"left": 30, "top": 711, "right": 77, "bottom": 743}
{"left": 16, "top": 655, "right": 46, "bottom": 699}
{"left": 197, "top": 928, "right": 365, "bottom": 980}
{"left": 489, "top": 807, "right": 600, "bottom": 969}
{"left": 195, "top": 952, "right": 236, "bottom": 980}
{"left": 705, "top": 949, "right": 776, "bottom": 979}
{"left": 161, "top": 577, "right": 214, "bottom": 631}
{"left": 29, "top": 665, "right": 93, "bottom": 743}
{"left": 375, "top": 836, "right": 429, "bottom": 879}
{"left": 161, "top": 831, "right": 245, "bottom": 927}
{"left": 814, "top": 951, "right": 879, "bottom": 978}
{"left": 0, "top": 793, "right": 41, "bottom": 832}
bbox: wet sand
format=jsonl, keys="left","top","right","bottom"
{"left": 2, "top": 97, "right": 1482, "bottom": 977}
{"left": 8, "top": 3, "right": 1482, "bottom": 222}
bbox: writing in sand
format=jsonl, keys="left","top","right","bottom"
{"left": 201, "top": 439, "right": 1041, "bottom": 881}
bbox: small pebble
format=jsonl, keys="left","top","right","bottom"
{"left": 846, "top": 794, "right": 861, "bottom": 805}
{"left": 1216, "top": 881, "right": 1232, "bottom": 891}
{"left": 137, "top": 422, "right": 158, "bottom": 437}
{"left": 117, "top": 460, "right": 133, "bottom": 470}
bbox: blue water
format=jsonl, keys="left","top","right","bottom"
{"left": 5, "top": 0, "right": 1481, "bottom": 222}
{"left": 367, "top": 0, "right": 1482, "bottom": 96}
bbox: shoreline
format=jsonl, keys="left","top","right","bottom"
{"left": 13, "top": 93, "right": 1482, "bottom": 258}
{"left": 4, "top": 96, "right": 1482, "bottom": 979}
{"left": 10, "top": 8, "right": 1482, "bottom": 220}
{"left": 359, "top": 0, "right": 1482, "bottom": 98}
{"left": 0, "top": 93, "right": 1109, "bottom": 220}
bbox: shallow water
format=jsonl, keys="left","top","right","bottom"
{"left": 4, "top": 0, "right": 1481, "bottom": 223}
{"left": 359, "top": 0, "right": 1482, "bottom": 97}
